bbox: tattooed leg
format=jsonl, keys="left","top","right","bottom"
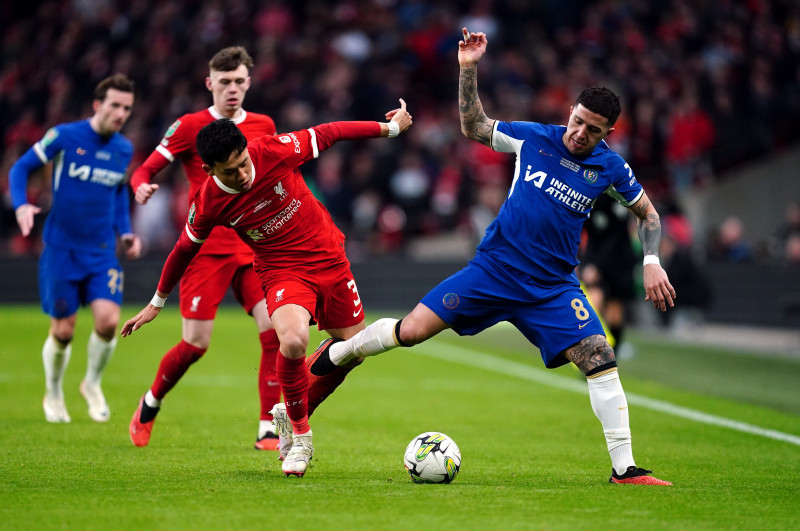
{"left": 563, "top": 334, "right": 616, "bottom": 375}
{"left": 563, "top": 334, "right": 635, "bottom": 475}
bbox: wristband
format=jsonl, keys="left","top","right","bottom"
{"left": 150, "top": 293, "right": 167, "bottom": 308}
{"left": 387, "top": 121, "right": 400, "bottom": 138}
{"left": 643, "top": 255, "right": 660, "bottom": 266}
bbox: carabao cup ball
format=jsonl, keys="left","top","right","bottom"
{"left": 403, "top": 432, "right": 461, "bottom": 484}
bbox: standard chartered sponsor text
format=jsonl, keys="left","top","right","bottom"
{"left": 263, "top": 198, "right": 301, "bottom": 234}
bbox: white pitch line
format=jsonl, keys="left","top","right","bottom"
{"left": 421, "top": 340, "right": 800, "bottom": 447}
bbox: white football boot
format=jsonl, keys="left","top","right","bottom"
{"left": 43, "top": 394, "right": 71, "bottom": 423}
{"left": 270, "top": 403, "right": 294, "bottom": 460}
{"left": 80, "top": 380, "right": 110, "bottom": 422}
{"left": 282, "top": 431, "right": 314, "bottom": 477}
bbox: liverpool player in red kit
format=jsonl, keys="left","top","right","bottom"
{"left": 128, "top": 47, "right": 283, "bottom": 450}
{"left": 122, "top": 100, "right": 413, "bottom": 477}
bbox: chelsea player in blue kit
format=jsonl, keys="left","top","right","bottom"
{"left": 10, "top": 74, "right": 142, "bottom": 424}
{"left": 307, "top": 29, "right": 676, "bottom": 485}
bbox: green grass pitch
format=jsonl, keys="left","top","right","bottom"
{"left": 1, "top": 304, "right": 799, "bottom": 530}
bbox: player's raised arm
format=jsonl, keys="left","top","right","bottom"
{"left": 627, "top": 191, "right": 676, "bottom": 311}
{"left": 309, "top": 99, "right": 413, "bottom": 152}
{"left": 458, "top": 27, "right": 494, "bottom": 147}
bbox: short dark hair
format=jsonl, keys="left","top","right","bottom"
{"left": 94, "top": 73, "right": 135, "bottom": 101}
{"left": 196, "top": 119, "right": 248, "bottom": 166}
{"left": 209, "top": 46, "right": 254, "bottom": 72}
{"left": 575, "top": 87, "right": 621, "bottom": 126}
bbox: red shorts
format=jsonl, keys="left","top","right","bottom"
{"left": 260, "top": 263, "right": 364, "bottom": 331}
{"left": 179, "top": 253, "right": 264, "bottom": 319}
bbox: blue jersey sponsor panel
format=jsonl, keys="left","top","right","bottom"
{"left": 421, "top": 253, "right": 604, "bottom": 368}
{"left": 38, "top": 246, "right": 124, "bottom": 318}
{"left": 478, "top": 121, "right": 643, "bottom": 285}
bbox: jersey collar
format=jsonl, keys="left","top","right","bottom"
{"left": 209, "top": 106, "right": 248, "bottom": 124}
{"left": 211, "top": 161, "right": 256, "bottom": 194}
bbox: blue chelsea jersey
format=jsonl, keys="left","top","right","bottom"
{"left": 11, "top": 119, "right": 134, "bottom": 252}
{"left": 477, "top": 121, "right": 643, "bottom": 285}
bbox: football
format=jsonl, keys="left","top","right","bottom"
{"left": 403, "top": 432, "right": 461, "bottom": 484}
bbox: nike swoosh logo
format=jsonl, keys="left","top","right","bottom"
{"left": 229, "top": 213, "right": 244, "bottom": 226}
{"left": 578, "top": 320, "right": 592, "bottom": 329}
{"left": 353, "top": 306, "right": 363, "bottom": 318}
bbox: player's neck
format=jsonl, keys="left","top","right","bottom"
{"left": 213, "top": 106, "right": 244, "bottom": 121}
{"left": 88, "top": 116, "right": 113, "bottom": 138}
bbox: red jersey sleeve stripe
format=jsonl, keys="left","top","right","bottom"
{"left": 185, "top": 224, "right": 206, "bottom": 243}
{"left": 308, "top": 128, "right": 319, "bottom": 159}
{"left": 156, "top": 144, "right": 175, "bottom": 162}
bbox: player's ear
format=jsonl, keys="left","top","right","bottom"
{"left": 92, "top": 99, "right": 101, "bottom": 113}
{"left": 205, "top": 77, "right": 213, "bottom": 91}
{"left": 201, "top": 163, "right": 215, "bottom": 177}
{"left": 604, "top": 127, "right": 615, "bottom": 138}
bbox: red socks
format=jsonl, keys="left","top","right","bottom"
{"left": 258, "top": 329, "right": 281, "bottom": 421}
{"left": 275, "top": 353, "right": 310, "bottom": 434}
{"left": 150, "top": 340, "right": 206, "bottom": 400}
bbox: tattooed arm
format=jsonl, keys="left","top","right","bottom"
{"left": 458, "top": 28, "right": 494, "bottom": 147}
{"left": 628, "top": 191, "right": 676, "bottom": 311}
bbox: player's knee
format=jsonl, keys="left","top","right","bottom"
{"left": 397, "top": 319, "right": 425, "bottom": 346}
{"left": 278, "top": 329, "right": 309, "bottom": 359}
{"left": 95, "top": 324, "right": 117, "bottom": 341}
{"left": 50, "top": 324, "right": 75, "bottom": 344}
{"left": 51, "top": 333, "right": 73, "bottom": 346}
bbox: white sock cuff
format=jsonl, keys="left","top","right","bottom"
{"left": 145, "top": 389, "right": 162, "bottom": 408}
{"left": 586, "top": 368, "right": 619, "bottom": 385}
{"left": 89, "top": 330, "right": 117, "bottom": 350}
{"left": 354, "top": 318, "right": 400, "bottom": 357}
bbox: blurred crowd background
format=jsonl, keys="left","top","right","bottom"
{"left": 1, "top": 0, "right": 799, "bottom": 282}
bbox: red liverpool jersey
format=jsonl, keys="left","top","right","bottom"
{"left": 134, "top": 107, "right": 275, "bottom": 256}
{"left": 156, "top": 120, "right": 382, "bottom": 296}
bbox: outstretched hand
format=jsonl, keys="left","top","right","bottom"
{"left": 458, "top": 27, "right": 488, "bottom": 67}
{"left": 384, "top": 98, "right": 413, "bottom": 135}
{"left": 643, "top": 263, "right": 676, "bottom": 312}
{"left": 15, "top": 203, "right": 41, "bottom": 237}
{"left": 120, "top": 304, "right": 161, "bottom": 337}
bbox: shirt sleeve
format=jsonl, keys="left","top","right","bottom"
{"left": 156, "top": 230, "right": 202, "bottom": 295}
{"left": 130, "top": 149, "right": 172, "bottom": 193}
{"left": 492, "top": 121, "right": 526, "bottom": 154}
{"left": 113, "top": 183, "right": 133, "bottom": 235}
{"left": 8, "top": 147, "right": 44, "bottom": 209}
{"left": 155, "top": 117, "right": 194, "bottom": 163}
{"left": 604, "top": 156, "right": 644, "bottom": 207}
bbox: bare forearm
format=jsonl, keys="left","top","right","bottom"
{"left": 458, "top": 66, "right": 493, "bottom": 146}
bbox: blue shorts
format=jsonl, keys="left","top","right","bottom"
{"left": 38, "top": 245, "right": 124, "bottom": 318}
{"left": 420, "top": 255, "right": 605, "bottom": 368}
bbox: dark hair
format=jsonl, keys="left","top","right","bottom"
{"left": 209, "top": 46, "right": 254, "bottom": 72}
{"left": 196, "top": 119, "right": 248, "bottom": 166}
{"left": 94, "top": 73, "right": 135, "bottom": 101}
{"left": 575, "top": 87, "right": 621, "bottom": 126}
